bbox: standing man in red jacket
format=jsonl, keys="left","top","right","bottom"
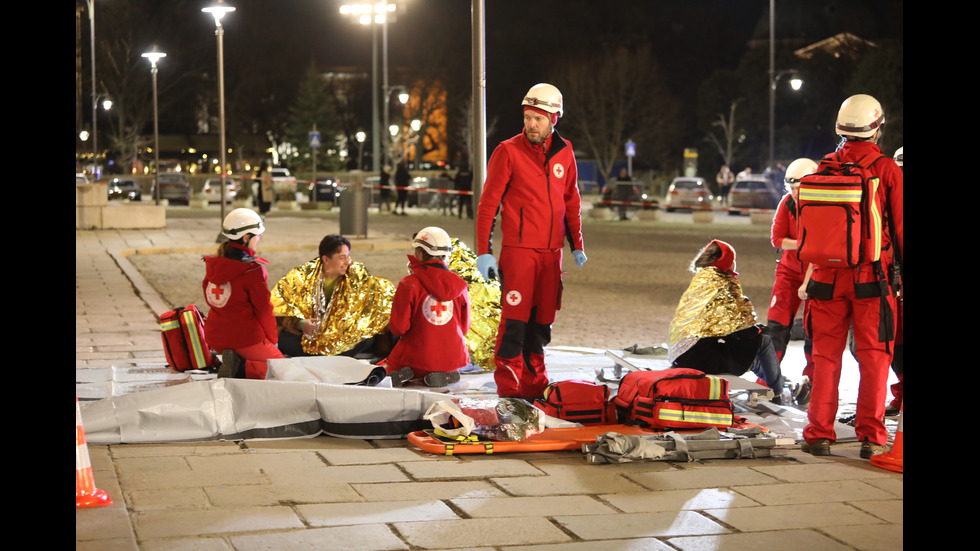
{"left": 476, "top": 83, "right": 587, "bottom": 399}
{"left": 801, "top": 94, "right": 904, "bottom": 460}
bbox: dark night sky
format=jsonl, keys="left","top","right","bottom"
{"left": 82, "top": 0, "right": 902, "bottom": 155}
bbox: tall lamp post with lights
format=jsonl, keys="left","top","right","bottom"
{"left": 203, "top": 0, "right": 235, "bottom": 220}
{"left": 384, "top": 85, "right": 409, "bottom": 167}
{"left": 768, "top": 0, "right": 802, "bottom": 175}
{"left": 769, "top": 70, "right": 802, "bottom": 173}
{"left": 84, "top": 0, "right": 101, "bottom": 178}
{"left": 142, "top": 47, "right": 166, "bottom": 205}
{"left": 339, "top": 2, "right": 399, "bottom": 174}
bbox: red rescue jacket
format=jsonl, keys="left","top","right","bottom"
{"left": 771, "top": 193, "right": 805, "bottom": 274}
{"left": 386, "top": 255, "right": 471, "bottom": 374}
{"left": 476, "top": 129, "right": 584, "bottom": 255}
{"left": 202, "top": 249, "right": 278, "bottom": 351}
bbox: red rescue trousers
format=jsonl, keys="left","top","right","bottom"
{"left": 804, "top": 266, "right": 896, "bottom": 446}
{"left": 767, "top": 262, "right": 814, "bottom": 378}
{"left": 236, "top": 339, "right": 284, "bottom": 380}
{"left": 493, "top": 246, "right": 563, "bottom": 398}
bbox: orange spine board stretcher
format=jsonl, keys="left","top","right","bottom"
{"left": 408, "top": 421, "right": 768, "bottom": 456}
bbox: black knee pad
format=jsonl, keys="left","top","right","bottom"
{"left": 497, "top": 318, "right": 527, "bottom": 359}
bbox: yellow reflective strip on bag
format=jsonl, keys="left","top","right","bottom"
{"left": 658, "top": 408, "right": 732, "bottom": 425}
{"left": 869, "top": 177, "right": 882, "bottom": 262}
{"left": 798, "top": 188, "right": 862, "bottom": 202}
{"left": 160, "top": 319, "right": 181, "bottom": 331}
{"left": 707, "top": 376, "right": 723, "bottom": 400}
{"left": 181, "top": 310, "right": 209, "bottom": 368}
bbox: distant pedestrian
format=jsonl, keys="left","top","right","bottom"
{"left": 454, "top": 162, "right": 474, "bottom": 219}
{"left": 716, "top": 164, "right": 734, "bottom": 203}
{"left": 434, "top": 166, "right": 453, "bottom": 215}
{"left": 379, "top": 165, "right": 392, "bottom": 213}
{"left": 614, "top": 167, "right": 632, "bottom": 221}
{"left": 256, "top": 161, "right": 272, "bottom": 215}
{"left": 394, "top": 161, "right": 410, "bottom": 215}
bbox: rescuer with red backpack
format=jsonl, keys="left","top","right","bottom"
{"left": 798, "top": 94, "right": 903, "bottom": 459}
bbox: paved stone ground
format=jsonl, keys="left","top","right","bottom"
{"left": 77, "top": 201, "right": 903, "bottom": 551}
{"left": 128, "top": 204, "right": 782, "bottom": 350}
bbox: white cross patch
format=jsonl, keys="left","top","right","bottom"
{"left": 552, "top": 163, "right": 565, "bottom": 179}
{"left": 205, "top": 282, "right": 232, "bottom": 309}
{"left": 422, "top": 295, "right": 454, "bottom": 326}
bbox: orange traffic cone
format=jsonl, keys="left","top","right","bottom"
{"left": 76, "top": 394, "right": 112, "bottom": 508}
{"left": 870, "top": 403, "right": 903, "bottom": 473}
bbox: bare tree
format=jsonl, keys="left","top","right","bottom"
{"left": 455, "top": 94, "right": 497, "bottom": 166}
{"left": 705, "top": 99, "right": 743, "bottom": 168}
{"left": 552, "top": 44, "right": 679, "bottom": 182}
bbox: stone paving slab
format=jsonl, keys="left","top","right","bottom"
{"left": 76, "top": 211, "right": 903, "bottom": 550}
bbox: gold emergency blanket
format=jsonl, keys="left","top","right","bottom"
{"left": 448, "top": 238, "right": 501, "bottom": 371}
{"left": 271, "top": 259, "right": 396, "bottom": 356}
{"left": 668, "top": 267, "right": 757, "bottom": 362}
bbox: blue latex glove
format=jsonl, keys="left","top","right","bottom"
{"left": 476, "top": 254, "right": 498, "bottom": 281}
{"left": 572, "top": 249, "right": 588, "bottom": 267}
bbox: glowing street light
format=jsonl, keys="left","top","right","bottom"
{"left": 339, "top": 2, "right": 400, "bottom": 173}
{"left": 203, "top": 0, "right": 235, "bottom": 220}
{"left": 142, "top": 47, "right": 167, "bottom": 205}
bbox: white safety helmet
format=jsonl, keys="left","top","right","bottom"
{"left": 221, "top": 208, "right": 265, "bottom": 241}
{"left": 893, "top": 146, "right": 903, "bottom": 167}
{"left": 413, "top": 226, "right": 452, "bottom": 259}
{"left": 784, "top": 158, "right": 818, "bottom": 183}
{"left": 836, "top": 94, "right": 885, "bottom": 140}
{"left": 522, "top": 83, "right": 563, "bottom": 118}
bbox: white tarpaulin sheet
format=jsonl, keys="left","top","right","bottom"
{"left": 80, "top": 356, "right": 452, "bottom": 444}
{"left": 77, "top": 347, "right": 832, "bottom": 445}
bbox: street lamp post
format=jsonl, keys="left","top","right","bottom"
{"left": 142, "top": 47, "right": 167, "bottom": 205}
{"left": 768, "top": 70, "right": 802, "bottom": 175}
{"left": 356, "top": 131, "right": 366, "bottom": 170}
{"left": 85, "top": 0, "right": 99, "bottom": 178}
{"left": 768, "top": 0, "right": 802, "bottom": 175}
{"left": 203, "top": 0, "right": 235, "bottom": 221}
{"left": 384, "top": 85, "right": 408, "bottom": 167}
{"left": 339, "top": 3, "right": 399, "bottom": 174}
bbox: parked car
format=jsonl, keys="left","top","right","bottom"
{"left": 727, "top": 176, "right": 781, "bottom": 213}
{"left": 270, "top": 167, "right": 297, "bottom": 199}
{"left": 151, "top": 172, "right": 192, "bottom": 204}
{"left": 201, "top": 178, "right": 238, "bottom": 204}
{"left": 308, "top": 176, "right": 343, "bottom": 203}
{"left": 107, "top": 177, "right": 142, "bottom": 201}
{"left": 664, "top": 177, "right": 713, "bottom": 211}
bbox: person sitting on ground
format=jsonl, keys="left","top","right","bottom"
{"left": 384, "top": 227, "right": 472, "bottom": 387}
{"left": 668, "top": 239, "right": 787, "bottom": 400}
{"left": 271, "top": 234, "right": 396, "bottom": 359}
{"left": 202, "top": 208, "right": 283, "bottom": 379}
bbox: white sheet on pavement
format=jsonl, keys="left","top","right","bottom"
{"left": 78, "top": 347, "right": 841, "bottom": 445}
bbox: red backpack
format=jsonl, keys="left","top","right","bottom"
{"left": 534, "top": 380, "right": 617, "bottom": 425}
{"left": 613, "top": 368, "right": 734, "bottom": 430}
{"left": 160, "top": 304, "right": 219, "bottom": 372}
{"left": 796, "top": 150, "right": 888, "bottom": 268}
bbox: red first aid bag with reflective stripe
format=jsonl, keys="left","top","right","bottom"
{"left": 613, "top": 368, "right": 734, "bottom": 430}
{"left": 534, "top": 380, "right": 617, "bottom": 425}
{"left": 797, "top": 151, "right": 887, "bottom": 268}
{"left": 160, "top": 304, "right": 219, "bottom": 372}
